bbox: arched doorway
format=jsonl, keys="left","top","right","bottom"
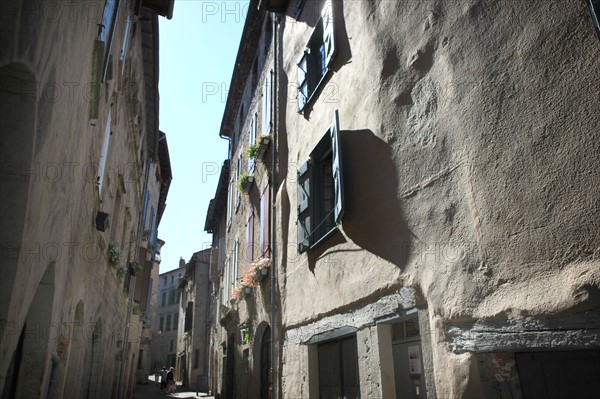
{"left": 2, "top": 262, "right": 56, "bottom": 399}
{"left": 260, "top": 326, "right": 271, "bottom": 399}
{"left": 80, "top": 319, "right": 103, "bottom": 399}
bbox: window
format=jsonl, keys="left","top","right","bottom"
{"left": 159, "top": 316, "right": 164, "bottom": 331}
{"left": 142, "top": 190, "right": 149, "bottom": 228}
{"left": 169, "top": 339, "right": 174, "bottom": 352}
{"left": 161, "top": 292, "right": 166, "bottom": 307}
{"left": 297, "top": 110, "right": 343, "bottom": 252}
{"left": 588, "top": 0, "right": 600, "bottom": 40}
{"left": 317, "top": 336, "right": 360, "bottom": 399}
{"left": 169, "top": 289, "right": 175, "bottom": 305}
{"left": 185, "top": 301, "right": 194, "bottom": 332}
{"left": 148, "top": 206, "right": 155, "bottom": 243}
{"left": 173, "top": 312, "right": 178, "bottom": 331}
{"left": 97, "top": 111, "right": 112, "bottom": 194}
{"left": 222, "top": 256, "right": 231, "bottom": 306}
{"left": 297, "top": 1, "right": 336, "bottom": 111}
{"left": 98, "top": 0, "right": 120, "bottom": 82}
{"left": 109, "top": 188, "right": 122, "bottom": 240}
{"left": 233, "top": 240, "right": 239, "bottom": 290}
{"left": 246, "top": 211, "right": 254, "bottom": 263}
{"left": 227, "top": 178, "right": 233, "bottom": 228}
{"left": 262, "top": 72, "right": 272, "bottom": 135}
{"left": 171, "top": 275, "right": 174, "bottom": 284}
{"left": 166, "top": 314, "right": 171, "bottom": 331}
{"left": 119, "top": 13, "right": 132, "bottom": 77}
{"left": 248, "top": 113, "right": 257, "bottom": 173}
{"left": 236, "top": 153, "right": 242, "bottom": 210}
{"left": 260, "top": 184, "right": 270, "bottom": 256}
{"left": 167, "top": 353, "right": 176, "bottom": 368}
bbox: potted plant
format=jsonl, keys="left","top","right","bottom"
{"left": 108, "top": 240, "right": 122, "bottom": 268}
{"left": 238, "top": 172, "right": 254, "bottom": 193}
{"left": 249, "top": 258, "right": 271, "bottom": 283}
{"left": 247, "top": 142, "right": 260, "bottom": 160}
{"left": 257, "top": 134, "right": 272, "bottom": 160}
{"left": 180, "top": 331, "right": 191, "bottom": 342}
{"left": 240, "top": 320, "right": 252, "bottom": 345}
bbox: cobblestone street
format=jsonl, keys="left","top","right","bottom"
{"left": 131, "top": 376, "right": 213, "bottom": 399}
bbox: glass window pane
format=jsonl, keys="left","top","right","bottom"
{"left": 392, "top": 322, "right": 404, "bottom": 341}
{"left": 405, "top": 319, "right": 419, "bottom": 338}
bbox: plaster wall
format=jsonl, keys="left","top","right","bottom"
{"left": 277, "top": 0, "right": 600, "bottom": 397}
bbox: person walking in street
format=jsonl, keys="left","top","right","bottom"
{"left": 160, "top": 366, "right": 167, "bottom": 390}
{"left": 165, "top": 367, "right": 175, "bottom": 394}
{"left": 154, "top": 367, "right": 160, "bottom": 388}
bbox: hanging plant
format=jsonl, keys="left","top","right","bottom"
{"left": 247, "top": 143, "right": 260, "bottom": 159}
{"left": 108, "top": 241, "right": 123, "bottom": 268}
{"left": 238, "top": 173, "right": 255, "bottom": 193}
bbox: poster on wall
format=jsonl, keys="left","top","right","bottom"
{"left": 408, "top": 345, "right": 422, "bottom": 375}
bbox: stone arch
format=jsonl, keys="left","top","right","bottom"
{"left": 80, "top": 318, "right": 104, "bottom": 399}
{"left": 253, "top": 322, "right": 271, "bottom": 399}
{"left": 0, "top": 62, "right": 37, "bottom": 387}
{"left": 2, "top": 261, "right": 56, "bottom": 399}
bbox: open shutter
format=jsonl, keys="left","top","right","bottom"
{"left": 322, "top": 1, "right": 336, "bottom": 69}
{"left": 330, "top": 110, "right": 344, "bottom": 223}
{"left": 260, "top": 184, "right": 271, "bottom": 256}
{"left": 588, "top": 0, "right": 600, "bottom": 40}
{"left": 262, "top": 73, "right": 272, "bottom": 135}
{"left": 297, "top": 160, "right": 312, "bottom": 252}
{"left": 246, "top": 212, "right": 254, "bottom": 263}
{"left": 297, "top": 51, "right": 309, "bottom": 111}
{"left": 249, "top": 113, "right": 257, "bottom": 172}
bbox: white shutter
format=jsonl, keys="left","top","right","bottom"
{"left": 97, "top": 111, "right": 112, "bottom": 194}
{"left": 330, "top": 110, "right": 343, "bottom": 223}
{"left": 297, "top": 51, "right": 309, "bottom": 111}
{"left": 262, "top": 73, "right": 272, "bottom": 135}
{"left": 322, "top": 1, "right": 336, "bottom": 68}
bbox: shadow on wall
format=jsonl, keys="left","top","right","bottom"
{"left": 340, "top": 129, "right": 414, "bottom": 269}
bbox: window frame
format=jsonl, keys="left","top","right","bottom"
{"left": 297, "top": 1, "right": 336, "bottom": 112}
{"left": 297, "top": 110, "right": 344, "bottom": 252}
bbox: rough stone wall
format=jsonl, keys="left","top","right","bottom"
{"left": 0, "top": 2, "right": 166, "bottom": 397}
{"left": 217, "top": 13, "right": 276, "bottom": 399}
{"left": 277, "top": 0, "right": 600, "bottom": 397}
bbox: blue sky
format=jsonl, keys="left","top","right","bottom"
{"left": 157, "top": 1, "right": 247, "bottom": 273}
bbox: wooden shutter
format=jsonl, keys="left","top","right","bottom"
{"left": 246, "top": 212, "right": 254, "bottom": 263}
{"left": 588, "top": 0, "right": 600, "bottom": 40}
{"left": 297, "top": 52, "right": 309, "bottom": 111}
{"left": 330, "top": 110, "right": 344, "bottom": 224}
{"left": 297, "top": 161, "right": 312, "bottom": 252}
{"left": 262, "top": 73, "right": 272, "bottom": 135}
{"left": 260, "top": 184, "right": 271, "bottom": 256}
{"left": 322, "top": 0, "right": 336, "bottom": 69}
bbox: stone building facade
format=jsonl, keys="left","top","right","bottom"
{"left": 175, "top": 249, "right": 213, "bottom": 392}
{"left": 204, "top": 1, "right": 277, "bottom": 397}
{"left": 205, "top": 0, "right": 600, "bottom": 398}
{"left": 151, "top": 263, "right": 185, "bottom": 371}
{"left": 0, "top": 1, "right": 173, "bottom": 398}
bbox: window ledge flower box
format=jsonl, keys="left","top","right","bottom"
{"left": 257, "top": 135, "right": 272, "bottom": 160}
{"left": 238, "top": 173, "right": 254, "bottom": 193}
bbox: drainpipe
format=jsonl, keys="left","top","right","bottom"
{"left": 270, "top": 10, "right": 279, "bottom": 399}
